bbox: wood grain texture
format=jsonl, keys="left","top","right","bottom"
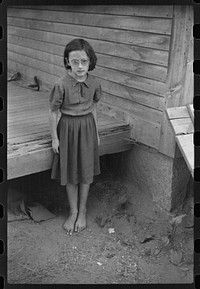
{"left": 99, "top": 93, "right": 162, "bottom": 124}
{"left": 98, "top": 102, "right": 161, "bottom": 150}
{"left": 158, "top": 6, "right": 193, "bottom": 157}
{"left": 165, "top": 6, "right": 193, "bottom": 108}
{"left": 8, "top": 50, "right": 167, "bottom": 98}
{"left": 8, "top": 17, "right": 171, "bottom": 51}
{"left": 9, "top": 5, "right": 173, "bottom": 18}
{"left": 166, "top": 105, "right": 194, "bottom": 135}
{"left": 165, "top": 105, "right": 194, "bottom": 169}
{"left": 8, "top": 42, "right": 168, "bottom": 82}
{"left": 8, "top": 27, "right": 169, "bottom": 66}
{"left": 8, "top": 8, "right": 172, "bottom": 35}
{"left": 187, "top": 104, "right": 194, "bottom": 123}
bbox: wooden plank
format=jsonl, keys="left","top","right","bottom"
{"left": 101, "top": 88, "right": 165, "bottom": 112}
{"left": 8, "top": 102, "right": 49, "bottom": 112}
{"left": 161, "top": 106, "right": 191, "bottom": 158}
{"left": 8, "top": 5, "right": 173, "bottom": 18}
{"left": 187, "top": 104, "right": 194, "bottom": 123}
{"left": 166, "top": 105, "right": 194, "bottom": 135}
{"left": 8, "top": 132, "right": 51, "bottom": 143}
{"left": 8, "top": 139, "right": 133, "bottom": 180}
{"left": 8, "top": 59, "right": 58, "bottom": 89}
{"left": 8, "top": 61, "right": 166, "bottom": 114}
{"left": 99, "top": 95, "right": 162, "bottom": 124}
{"left": 8, "top": 148, "right": 54, "bottom": 179}
{"left": 176, "top": 134, "right": 194, "bottom": 176}
{"left": 8, "top": 50, "right": 167, "bottom": 97}
{"left": 8, "top": 51, "right": 63, "bottom": 77}
{"left": 93, "top": 66, "right": 167, "bottom": 97}
{"left": 166, "top": 106, "right": 190, "bottom": 120}
{"left": 8, "top": 42, "right": 168, "bottom": 82}
{"left": 8, "top": 17, "right": 171, "bottom": 51}
{"left": 158, "top": 110, "right": 176, "bottom": 158}
{"left": 170, "top": 119, "right": 193, "bottom": 135}
{"left": 182, "top": 61, "right": 193, "bottom": 106}
{"left": 98, "top": 102, "right": 161, "bottom": 150}
{"left": 97, "top": 54, "right": 168, "bottom": 83}
{"left": 8, "top": 8, "right": 172, "bottom": 35}
{"left": 181, "top": 17, "right": 193, "bottom": 106}
{"left": 8, "top": 125, "right": 50, "bottom": 138}
{"left": 11, "top": 53, "right": 170, "bottom": 98}
{"left": 8, "top": 28, "right": 169, "bottom": 66}
{"left": 165, "top": 6, "right": 193, "bottom": 108}
{"left": 158, "top": 6, "right": 193, "bottom": 157}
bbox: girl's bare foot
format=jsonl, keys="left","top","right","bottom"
{"left": 63, "top": 211, "right": 78, "bottom": 235}
{"left": 74, "top": 210, "right": 87, "bottom": 232}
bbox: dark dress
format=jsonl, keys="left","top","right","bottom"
{"left": 49, "top": 72, "right": 102, "bottom": 185}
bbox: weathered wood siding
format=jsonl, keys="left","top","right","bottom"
{"left": 7, "top": 5, "right": 193, "bottom": 157}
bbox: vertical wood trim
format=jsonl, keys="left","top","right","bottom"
{"left": 158, "top": 6, "right": 193, "bottom": 158}
{"left": 181, "top": 15, "right": 194, "bottom": 106}
{"left": 165, "top": 5, "right": 193, "bottom": 108}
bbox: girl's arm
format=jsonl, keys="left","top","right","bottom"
{"left": 92, "top": 106, "right": 100, "bottom": 146}
{"left": 49, "top": 109, "right": 61, "bottom": 153}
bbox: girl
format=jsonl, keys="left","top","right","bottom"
{"left": 49, "top": 38, "right": 102, "bottom": 235}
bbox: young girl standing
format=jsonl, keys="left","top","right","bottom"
{"left": 49, "top": 38, "right": 102, "bottom": 235}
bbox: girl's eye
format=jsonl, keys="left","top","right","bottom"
{"left": 71, "top": 59, "right": 89, "bottom": 66}
{"left": 81, "top": 60, "right": 88, "bottom": 65}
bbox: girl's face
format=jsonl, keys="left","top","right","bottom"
{"left": 67, "top": 50, "right": 90, "bottom": 79}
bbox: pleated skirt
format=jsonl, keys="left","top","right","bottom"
{"left": 51, "top": 113, "right": 101, "bottom": 185}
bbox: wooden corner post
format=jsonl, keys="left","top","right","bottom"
{"left": 159, "top": 5, "right": 193, "bottom": 158}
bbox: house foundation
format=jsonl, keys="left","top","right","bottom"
{"left": 120, "top": 145, "right": 190, "bottom": 212}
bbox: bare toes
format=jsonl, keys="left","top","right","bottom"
{"left": 63, "top": 213, "right": 77, "bottom": 235}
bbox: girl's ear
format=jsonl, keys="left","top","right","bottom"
{"left": 65, "top": 57, "right": 71, "bottom": 69}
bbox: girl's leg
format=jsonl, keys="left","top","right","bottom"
{"left": 63, "top": 183, "right": 78, "bottom": 235}
{"left": 74, "top": 183, "right": 90, "bottom": 232}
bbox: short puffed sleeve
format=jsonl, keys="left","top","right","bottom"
{"left": 93, "top": 82, "right": 102, "bottom": 103}
{"left": 49, "top": 82, "right": 64, "bottom": 111}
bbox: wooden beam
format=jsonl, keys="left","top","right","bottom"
{"left": 8, "top": 8, "right": 173, "bottom": 35}
{"left": 165, "top": 5, "right": 193, "bottom": 108}
{"left": 187, "top": 104, "right": 194, "bottom": 123}
{"left": 158, "top": 6, "right": 193, "bottom": 158}
{"left": 8, "top": 5, "right": 174, "bottom": 18}
{"left": 8, "top": 131, "right": 133, "bottom": 180}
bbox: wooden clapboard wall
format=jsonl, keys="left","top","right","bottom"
{"left": 7, "top": 5, "right": 193, "bottom": 157}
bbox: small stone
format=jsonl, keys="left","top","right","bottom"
{"left": 181, "top": 267, "right": 190, "bottom": 271}
{"left": 170, "top": 249, "right": 183, "bottom": 265}
{"left": 108, "top": 228, "right": 115, "bottom": 234}
{"left": 161, "top": 236, "right": 170, "bottom": 246}
{"left": 97, "top": 262, "right": 102, "bottom": 266}
{"left": 154, "top": 248, "right": 161, "bottom": 256}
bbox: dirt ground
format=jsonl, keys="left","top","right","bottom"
{"left": 7, "top": 161, "right": 193, "bottom": 284}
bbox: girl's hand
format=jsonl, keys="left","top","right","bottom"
{"left": 52, "top": 138, "right": 59, "bottom": 154}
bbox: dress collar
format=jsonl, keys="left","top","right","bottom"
{"left": 66, "top": 71, "right": 91, "bottom": 88}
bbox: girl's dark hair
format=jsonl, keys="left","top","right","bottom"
{"left": 64, "top": 38, "right": 97, "bottom": 71}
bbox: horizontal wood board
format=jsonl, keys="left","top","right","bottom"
{"left": 166, "top": 105, "right": 194, "bottom": 176}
